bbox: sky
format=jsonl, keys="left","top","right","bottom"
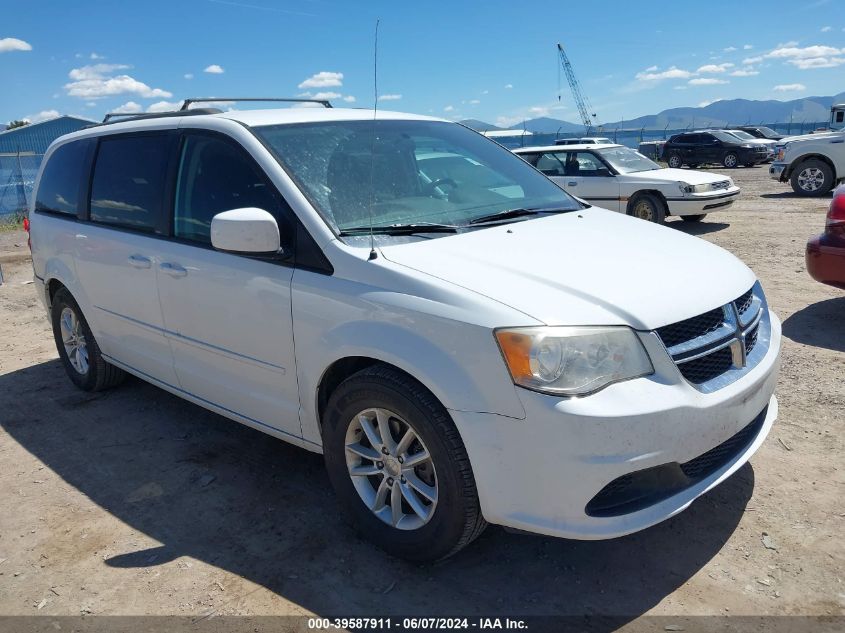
{"left": 1, "top": 0, "right": 844, "bottom": 128}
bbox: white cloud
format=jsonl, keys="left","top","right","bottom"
{"left": 0, "top": 37, "right": 32, "bottom": 52}
{"left": 25, "top": 110, "right": 60, "bottom": 123}
{"left": 723, "top": 46, "right": 737, "bottom": 52}
{"left": 204, "top": 64, "right": 224, "bottom": 74}
{"left": 504, "top": 84, "right": 513, "bottom": 89}
{"left": 146, "top": 100, "right": 184, "bottom": 112}
{"left": 673, "top": 85, "right": 688, "bottom": 90}
{"left": 64, "top": 64, "right": 172, "bottom": 99}
{"left": 311, "top": 91, "right": 341, "bottom": 100}
{"left": 697, "top": 63, "right": 734, "bottom": 73}
{"left": 85, "top": 102, "right": 97, "bottom": 108}
{"left": 821, "top": 26, "right": 832, "bottom": 32}
{"left": 743, "top": 44, "right": 753, "bottom": 50}
{"left": 763, "top": 44, "right": 845, "bottom": 69}
{"left": 184, "top": 73, "right": 194, "bottom": 80}
{"left": 468, "top": 99, "right": 480, "bottom": 105}
{"left": 698, "top": 100, "right": 720, "bottom": 107}
{"left": 298, "top": 71, "right": 343, "bottom": 89}
{"left": 482, "top": 89, "right": 489, "bottom": 94}
{"left": 342, "top": 95, "right": 356, "bottom": 103}
{"left": 90, "top": 52, "right": 104, "bottom": 60}
{"left": 636, "top": 66, "right": 693, "bottom": 81}
{"left": 742, "top": 55, "right": 764, "bottom": 64}
{"left": 112, "top": 101, "right": 142, "bottom": 113}
{"left": 730, "top": 69, "right": 759, "bottom": 76}
{"left": 689, "top": 78, "right": 729, "bottom": 85}
{"left": 773, "top": 83, "right": 806, "bottom": 92}
{"left": 444, "top": 105, "right": 455, "bottom": 112}
{"left": 529, "top": 106, "right": 549, "bottom": 116}
{"left": 378, "top": 94, "right": 402, "bottom": 101}
{"left": 495, "top": 115, "right": 522, "bottom": 127}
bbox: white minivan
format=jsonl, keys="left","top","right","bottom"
{"left": 29, "top": 101, "right": 781, "bottom": 561}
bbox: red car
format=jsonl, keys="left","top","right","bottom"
{"left": 806, "top": 185, "right": 845, "bottom": 289}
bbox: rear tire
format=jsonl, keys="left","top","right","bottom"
{"left": 667, "top": 153, "right": 683, "bottom": 169}
{"left": 322, "top": 365, "right": 486, "bottom": 562}
{"left": 51, "top": 288, "right": 126, "bottom": 391}
{"left": 723, "top": 153, "right": 739, "bottom": 168}
{"left": 627, "top": 193, "right": 666, "bottom": 224}
{"left": 680, "top": 214, "right": 707, "bottom": 222}
{"left": 790, "top": 159, "right": 834, "bottom": 197}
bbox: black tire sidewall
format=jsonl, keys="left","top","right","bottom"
{"left": 51, "top": 289, "right": 98, "bottom": 391}
{"left": 628, "top": 193, "right": 666, "bottom": 224}
{"left": 790, "top": 160, "right": 834, "bottom": 197}
{"left": 723, "top": 153, "right": 738, "bottom": 168}
{"left": 668, "top": 154, "right": 682, "bottom": 168}
{"left": 323, "top": 374, "right": 475, "bottom": 561}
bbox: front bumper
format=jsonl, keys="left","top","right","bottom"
{"left": 770, "top": 163, "right": 787, "bottom": 181}
{"left": 453, "top": 313, "right": 781, "bottom": 540}
{"left": 666, "top": 188, "right": 740, "bottom": 215}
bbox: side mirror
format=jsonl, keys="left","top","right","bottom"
{"left": 210, "top": 208, "right": 281, "bottom": 255}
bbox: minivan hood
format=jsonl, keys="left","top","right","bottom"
{"left": 380, "top": 208, "right": 756, "bottom": 330}
{"left": 630, "top": 168, "right": 730, "bottom": 186}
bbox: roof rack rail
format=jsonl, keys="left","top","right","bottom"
{"left": 98, "top": 108, "right": 222, "bottom": 125}
{"left": 180, "top": 97, "right": 333, "bottom": 110}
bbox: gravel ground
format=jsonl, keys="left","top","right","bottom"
{"left": 0, "top": 166, "right": 842, "bottom": 623}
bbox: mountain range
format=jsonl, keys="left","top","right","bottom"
{"left": 460, "top": 92, "right": 845, "bottom": 133}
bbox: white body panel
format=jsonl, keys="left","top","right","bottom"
{"left": 29, "top": 107, "right": 781, "bottom": 541}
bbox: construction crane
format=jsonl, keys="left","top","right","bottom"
{"left": 557, "top": 42, "right": 601, "bottom": 134}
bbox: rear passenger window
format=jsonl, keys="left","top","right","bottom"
{"left": 174, "top": 135, "right": 290, "bottom": 245}
{"left": 90, "top": 135, "right": 170, "bottom": 233}
{"left": 35, "top": 140, "right": 91, "bottom": 216}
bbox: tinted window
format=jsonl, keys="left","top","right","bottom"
{"left": 90, "top": 135, "right": 170, "bottom": 233}
{"left": 35, "top": 140, "right": 91, "bottom": 216}
{"left": 535, "top": 152, "right": 566, "bottom": 176}
{"left": 174, "top": 135, "right": 288, "bottom": 245}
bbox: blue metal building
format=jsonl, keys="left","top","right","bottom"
{"left": 0, "top": 116, "right": 93, "bottom": 221}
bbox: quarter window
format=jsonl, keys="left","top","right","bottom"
{"left": 174, "top": 135, "right": 287, "bottom": 245}
{"left": 35, "top": 140, "right": 91, "bottom": 216}
{"left": 90, "top": 135, "right": 171, "bottom": 233}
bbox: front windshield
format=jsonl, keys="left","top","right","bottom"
{"left": 711, "top": 130, "right": 741, "bottom": 143}
{"left": 596, "top": 146, "right": 660, "bottom": 174}
{"left": 253, "top": 120, "right": 582, "bottom": 233}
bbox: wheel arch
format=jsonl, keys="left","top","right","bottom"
{"left": 787, "top": 153, "right": 837, "bottom": 180}
{"left": 627, "top": 189, "right": 668, "bottom": 215}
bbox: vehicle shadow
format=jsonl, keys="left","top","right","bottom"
{"left": 666, "top": 220, "right": 730, "bottom": 236}
{"left": 0, "top": 359, "right": 754, "bottom": 624}
{"left": 782, "top": 297, "right": 845, "bottom": 353}
{"left": 759, "top": 191, "right": 833, "bottom": 200}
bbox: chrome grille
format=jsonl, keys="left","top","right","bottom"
{"left": 656, "top": 282, "right": 769, "bottom": 392}
{"left": 711, "top": 180, "right": 731, "bottom": 191}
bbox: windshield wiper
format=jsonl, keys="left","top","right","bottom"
{"left": 339, "top": 222, "right": 459, "bottom": 236}
{"left": 469, "top": 207, "right": 575, "bottom": 225}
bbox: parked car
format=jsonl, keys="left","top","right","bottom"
{"left": 514, "top": 143, "right": 740, "bottom": 223}
{"left": 555, "top": 136, "right": 613, "bottom": 146}
{"left": 770, "top": 130, "right": 845, "bottom": 196}
{"left": 29, "top": 102, "right": 781, "bottom": 561}
{"left": 663, "top": 130, "right": 769, "bottom": 169}
{"left": 806, "top": 185, "right": 845, "bottom": 288}
{"left": 720, "top": 129, "right": 776, "bottom": 163}
{"left": 732, "top": 126, "right": 785, "bottom": 142}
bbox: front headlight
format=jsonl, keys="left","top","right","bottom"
{"left": 495, "top": 326, "right": 653, "bottom": 396}
{"left": 740, "top": 144, "right": 754, "bottom": 149}
{"left": 680, "top": 183, "right": 712, "bottom": 194}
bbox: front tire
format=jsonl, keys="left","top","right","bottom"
{"left": 680, "top": 214, "right": 707, "bottom": 222}
{"left": 667, "top": 153, "right": 683, "bottom": 169}
{"left": 723, "top": 153, "right": 739, "bottom": 168}
{"left": 627, "top": 193, "right": 666, "bottom": 224}
{"left": 51, "top": 288, "right": 126, "bottom": 391}
{"left": 790, "top": 159, "right": 834, "bottom": 197}
{"left": 322, "top": 365, "right": 486, "bottom": 561}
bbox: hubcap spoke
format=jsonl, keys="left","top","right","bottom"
{"left": 371, "top": 477, "right": 390, "bottom": 511}
{"left": 399, "top": 482, "right": 430, "bottom": 520}
{"left": 396, "top": 427, "right": 416, "bottom": 456}
{"left": 346, "top": 442, "right": 381, "bottom": 461}
{"left": 349, "top": 463, "right": 381, "bottom": 477}
{"left": 358, "top": 414, "right": 381, "bottom": 449}
{"left": 403, "top": 471, "right": 436, "bottom": 502}
{"left": 375, "top": 409, "right": 397, "bottom": 454}
{"left": 402, "top": 449, "right": 430, "bottom": 469}
{"left": 390, "top": 482, "right": 403, "bottom": 526}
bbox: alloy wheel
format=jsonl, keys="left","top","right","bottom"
{"left": 345, "top": 408, "right": 438, "bottom": 530}
{"left": 60, "top": 307, "right": 89, "bottom": 375}
{"left": 797, "top": 167, "right": 825, "bottom": 192}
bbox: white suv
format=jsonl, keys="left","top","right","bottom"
{"left": 29, "top": 100, "right": 781, "bottom": 561}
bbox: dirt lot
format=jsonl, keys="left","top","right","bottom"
{"left": 0, "top": 166, "right": 843, "bottom": 625}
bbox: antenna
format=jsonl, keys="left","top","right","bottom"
{"left": 367, "top": 18, "right": 380, "bottom": 261}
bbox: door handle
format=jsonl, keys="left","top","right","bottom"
{"left": 568, "top": 181, "right": 578, "bottom": 186}
{"left": 159, "top": 262, "right": 188, "bottom": 278}
{"left": 128, "top": 254, "right": 152, "bottom": 269}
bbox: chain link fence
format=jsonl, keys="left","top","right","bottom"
{"left": 0, "top": 152, "right": 42, "bottom": 226}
